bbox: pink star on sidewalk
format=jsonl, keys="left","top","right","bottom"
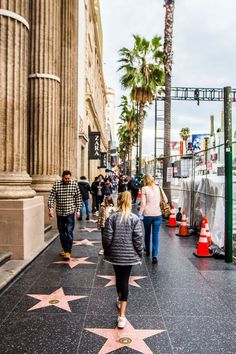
{"left": 80, "top": 227, "right": 99, "bottom": 232}
{"left": 53, "top": 257, "right": 95, "bottom": 269}
{"left": 85, "top": 319, "right": 165, "bottom": 354}
{"left": 27, "top": 287, "right": 87, "bottom": 312}
{"left": 97, "top": 275, "right": 147, "bottom": 288}
{"left": 73, "top": 239, "right": 100, "bottom": 246}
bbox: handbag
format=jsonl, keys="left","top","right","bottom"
{"left": 159, "top": 186, "right": 171, "bottom": 218}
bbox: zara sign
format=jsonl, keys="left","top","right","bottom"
{"left": 89, "top": 132, "right": 100, "bottom": 160}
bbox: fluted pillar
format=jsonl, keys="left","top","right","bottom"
{"left": 28, "top": 0, "right": 61, "bottom": 191}
{"left": 60, "top": 0, "right": 78, "bottom": 177}
{"left": 0, "top": 0, "right": 35, "bottom": 198}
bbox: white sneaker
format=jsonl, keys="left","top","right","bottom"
{"left": 117, "top": 316, "right": 126, "bottom": 329}
{"left": 98, "top": 249, "right": 104, "bottom": 255}
{"left": 116, "top": 297, "right": 120, "bottom": 309}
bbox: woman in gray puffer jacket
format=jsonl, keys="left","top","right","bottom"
{"left": 102, "top": 191, "right": 143, "bottom": 329}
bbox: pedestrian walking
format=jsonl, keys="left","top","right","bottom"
{"left": 78, "top": 176, "right": 91, "bottom": 220}
{"left": 91, "top": 176, "right": 98, "bottom": 213}
{"left": 103, "top": 179, "right": 113, "bottom": 196}
{"left": 97, "top": 196, "right": 116, "bottom": 255}
{"left": 48, "top": 170, "right": 82, "bottom": 260}
{"left": 128, "top": 176, "right": 139, "bottom": 204}
{"left": 118, "top": 175, "right": 128, "bottom": 193}
{"left": 139, "top": 173, "right": 168, "bottom": 264}
{"left": 102, "top": 191, "right": 143, "bottom": 329}
{"left": 95, "top": 174, "right": 105, "bottom": 213}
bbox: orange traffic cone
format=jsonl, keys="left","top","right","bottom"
{"left": 193, "top": 219, "right": 212, "bottom": 257}
{"left": 166, "top": 205, "right": 177, "bottom": 227}
{"left": 176, "top": 211, "right": 190, "bottom": 237}
{"left": 203, "top": 216, "right": 212, "bottom": 246}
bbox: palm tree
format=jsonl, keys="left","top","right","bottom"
{"left": 163, "top": 0, "right": 175, "bottom": 202}
{"left": 117, "top": 96, "right": 137, "bottom": 175}
{"left": 179, "top": 127, "right": 190, "bottom": 153}
{"left": 118, "top": 35, "right": 164, "bottom": 173}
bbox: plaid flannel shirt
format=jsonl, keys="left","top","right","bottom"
{"left": 48, "top": 180, "right": 82, "bottom": 216}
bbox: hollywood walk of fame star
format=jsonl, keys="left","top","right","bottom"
{"left": 27, "top": 287, "right": 88, "bottom": 312}
{"left": 97, "top": 275, "right": 147, "bottom": 288}
{"left": 80, "top": 227, "right": 99, "bottom": 232}
{"left": 73, "top": 239, "right": 100, "bottom": 246}
{"left": 85, "top": 319, "right": 165, "bottom": 354}
{"left": 53, "top": 257, "right": 95, "bottom": 269}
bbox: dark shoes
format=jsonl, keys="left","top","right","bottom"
{"left": 152, "top": 257, "right": 158, "bottom": 264}
{"left": 86, "top": 216, "right": 90, "bottom": 220}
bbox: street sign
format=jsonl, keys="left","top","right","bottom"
{"left": 166, "top": 167, "right": 173, "bottom": 182}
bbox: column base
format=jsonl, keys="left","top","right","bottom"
{"left": 0, "top": 172, "right": 36, "bottom": 199}
{"left": 31, "top": 175, "right": 60, "bottom": 192}
{"left": 0, "top": 197, "right": 44, "bottom": 260}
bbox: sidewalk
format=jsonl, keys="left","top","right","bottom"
{"left": 0, "top": 214, "right": 235, "bottom": 354}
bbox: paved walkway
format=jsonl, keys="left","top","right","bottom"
{"left": 0, "top": 213, "right": 235, "bottom": 354}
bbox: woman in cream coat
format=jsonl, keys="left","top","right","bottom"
{"left": 139, "top": 174, "right": 168, "bottom": 264}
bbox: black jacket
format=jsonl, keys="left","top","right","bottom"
{"left": 118, "top": 180, "right": 127, "bottom": 193}
{"left": 78, "top": 180, "right": 91, "bottom": 201}
{"left": 94, "top": 181, "right": 106, "bottom": 196}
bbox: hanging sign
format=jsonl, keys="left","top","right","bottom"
{"left": 180, "top": 141, "right": 184, "bottom": 156}
{"left": 89, "top": 132, "right": 100, "bottom": 159}
{"left": 100, "top": 152, "right": 107, "bottom": 168}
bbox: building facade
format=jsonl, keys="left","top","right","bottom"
{"left": 78, "top": 0, "right": 108, "bottom": 182}
{"left": 0, "top": 0, "right": 108, "bottom": 260}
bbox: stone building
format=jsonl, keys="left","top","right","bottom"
{"left": 0, "top": 0, "right": 108, "bottom": 261}
{"left": 78, "top": 0, "right": 108, "bottom": 181}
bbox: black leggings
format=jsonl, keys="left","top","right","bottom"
{"left": 113, "top": 265, "right": 132, "bottom": 301}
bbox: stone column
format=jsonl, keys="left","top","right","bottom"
{"left": 28, "top": 0, "right": 61, "bottom": 191}
{"left": 0, "top": 1, "right": 44, "bottom": 260}
{"left": 0, "top": 0, "right": 35, "bottom": 198}
{"left": 60, "top": 0, "right": 78, "bottom": 178}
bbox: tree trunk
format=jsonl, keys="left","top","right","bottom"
{"left": 138, "top": 103, "right": 145, "bottom": 174}
{"left": 127, "top": 143, "right": 132, "bottom": 176}
{"left": 163, "top": 73, "right": 171, "bottom": 201}
{"left": 163, "top": 0, "right": 175, "bottom": 203}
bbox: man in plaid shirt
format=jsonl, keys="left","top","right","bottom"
{"left": 48, "top": 170, "right": 82, "bottom": 259}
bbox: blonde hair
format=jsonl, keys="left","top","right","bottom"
{"left": 117, "top": 191, "right": 131, "bottom": 222}
{"left": 143, "top": 174, "right": 155, "bottom": 188}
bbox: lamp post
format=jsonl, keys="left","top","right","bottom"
{"left": 224, "top": 86, "right": 233, "bottom": 263}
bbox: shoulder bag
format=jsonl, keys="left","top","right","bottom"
{"left": 158, "top": 186, "right": 171, "bottom": 218}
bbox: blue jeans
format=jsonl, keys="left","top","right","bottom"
{"left": 80, "top": 199, "right": 90, "bottom": 218}
{"left": 57, "top": 214, "right": 75, "bottom": 253}
{"left": 143, "top": 215, "right": 162, "bottom": 257}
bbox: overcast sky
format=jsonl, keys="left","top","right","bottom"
{"left": 100, "top": 0, "right": 236, "bottom": 156}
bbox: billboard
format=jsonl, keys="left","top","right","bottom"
{"left": 192, "top": 134, "right": 209, "bottom": 152}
